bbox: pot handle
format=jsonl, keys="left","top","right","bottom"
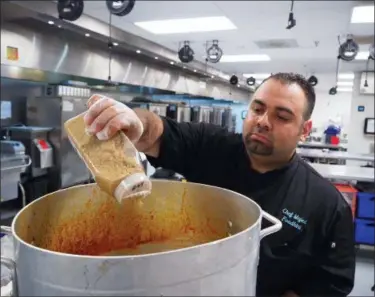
{"left": 259, "top": 211, "right": 282, "bottom": 240}
{"left": 1, "top": 226, "right": 18, "bottom": 297}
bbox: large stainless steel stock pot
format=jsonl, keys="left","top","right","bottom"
{"left": 1, "top": 180, "right": 282, "bottom": 296}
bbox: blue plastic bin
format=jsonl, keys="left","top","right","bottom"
{"left": 357, "top": 192, "right": 375, "bottom": 219}
{"left": 355, "top": 219, "right": 375, "bottom": 245}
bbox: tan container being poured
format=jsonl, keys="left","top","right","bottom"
{"left": 64, "top": 112, "right": 152, "bottom": 202}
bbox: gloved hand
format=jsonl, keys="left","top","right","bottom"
{"left": 84, "top": 94, "right": 144, "bottom": 142}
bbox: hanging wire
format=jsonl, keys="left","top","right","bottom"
{"left": 107, "top": 12, "right": 113, "bottom": 83}
{"left": 334, "top": 57, "right": 340, "bottom": 86}
{"left": 205, "top": 41, "right": 209, "bottom": 73}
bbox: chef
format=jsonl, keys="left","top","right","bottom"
{"left": 84, "top": 72, "right": 355, "bottom": 297}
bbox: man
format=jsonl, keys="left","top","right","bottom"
{"left": 84, "top": 73, "right": 355, "bottom": 296}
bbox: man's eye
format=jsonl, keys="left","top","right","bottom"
{"left": 277, "top": 115, "right": 289, "bottom": 121}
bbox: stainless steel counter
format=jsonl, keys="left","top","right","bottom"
{"left": 298, "top": 141, "right": 347, "bottom": 150}
{"left": 310, "top": 163, "right": 374, "bottom": 183}
{"left": 298, "top": 149, "right": 374, "bottom": 162}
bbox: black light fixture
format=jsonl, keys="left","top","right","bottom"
{"left": 206, "top": 40, "right": 223, "bottom": 63}
{"left": 307, "top": 75, "right": 318, "bottom": 86}
{"left": 106, "top": 0, "right": 136, "bottom": 16}
{"left": 329, "top": 87, "right": 337, "bottom": 95}
{"left": 364, "top": 43, "right": 374, "bottom": 87}
{"left": 246, "top": 77, "right": 256, "bottom": 86}
{"left": 230, "top": 75, "right": 239, "bottom": 85}
{"left": 338, "top": 34, "right": 359, "bottom": 62}
{"left": 178, "top": 41, "right": 195, "bottom": 63}
{"left": 328, "top": 34, "right": 359, "bottom": 93}
{"left": 286, "top": 0, "right": 296, "bottom": 30}
{"left": 57, "top": 0, "right": 84, "bottom": 21}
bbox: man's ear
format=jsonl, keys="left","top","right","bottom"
{"left": 300, "top": 119, "right": 312, "bottom": 142}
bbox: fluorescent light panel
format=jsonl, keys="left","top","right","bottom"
{"left": 351, "top": 6, "right": 374, "bottom": 23}
{"left": 355, "top": 51, "right": 370, "bottom": 60}
{"left": 220, "top": 54, "right": 271, "bottom": 63}
{"left": 338, "top": 73, "right": 354, "bottom": 80}
{"left": 337, "top": 81, "right": 354, "bottom": 87}
{"left": 243, "top": 73, "right": 271, "bottom": 79}
{"left": 337, "top": 87, "right": 353, "bottom": 92}
{"left": 134, "top": 16, "right": 236, "bottom": 34}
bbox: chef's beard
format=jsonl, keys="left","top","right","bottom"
{"left": 244, "top": 133, "right": 274, "bottom": 156}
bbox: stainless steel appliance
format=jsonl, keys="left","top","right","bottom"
{"left": 190, "top": 106, "right": 200, "bottom": 123}
{"left": 222, "top": 108, "right": 233, "bottom": 131}
{"left": 0, "top": 141, "right": 31, "bottom": 202}
{"left": 211, "top": 107, "right": 224, "bottom": 126}
{"left": 166, "top": 104, "right": 178, "bottom": 120}
{"left": 6, "top": 126, "right": 54, "bottom": 178}
{"left": 1, "top": 181, "right": 281, "bottom": 296}
{"left": 191, "top": 106, "right": 213, "bottom": 123}
{"left": 177, "top": 106, "right": 191, "bottom": 123}
{"left": 148, "top": 103, "right": 167, "bottom": 117}
{"left": 200, "top": 106, "right": 213, "bottom": 123}
{"left": 25, "top": 89, "right": 91, "bottom": 189}
{"left": 231, "top": 115, "right": 237, "bottom": 133}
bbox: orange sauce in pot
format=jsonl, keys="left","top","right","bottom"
{"left": 38, "top": 187, "right": 228, "bottom": 256}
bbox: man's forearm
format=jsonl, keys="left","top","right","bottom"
{"left": 133, "top": 108, "right": 164, "bottom": 157}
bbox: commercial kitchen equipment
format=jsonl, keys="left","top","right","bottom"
{"left": 5, "top": 126, "right": 55, "bottom": 202}
{"left": 1, "top": 180, "right": 282, "bottom": 296}
{"left": 6, "top": 126, "right": 54, "bottom": 178}
{"left": 222, "top": 108, "right": 233, "bottom": 131}
{"left": 211, "top": 107, "right": 224, "bottom": 126}
{"left": 191, "top": 106, "right": 212, "bottom": 123}
{"left": 0, "top": 140, "right": 31, "bottom": 202}
{"left": 231, "top": 115, "right": 237, "bottom": 133}
{"left": 148, "top": 103, "right": 167, "bottom": 117}
{"left": 166, "top": 104, "right": 178, "bottom": 120}
{"left": 200, "top": 106, "right": 213, "bottom": 123}
{"left": 177, "top": 106, "right": 191, "bottom": 123}
{"left": 23, "top": 86, "right": 92, "bottom": 189}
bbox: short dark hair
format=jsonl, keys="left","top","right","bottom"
{"left": 259, "top": 72, "right": 316, "bottom": 120}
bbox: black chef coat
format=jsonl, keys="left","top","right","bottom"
{"left": 147, "top": 118, "right": 356, "bottom": 297}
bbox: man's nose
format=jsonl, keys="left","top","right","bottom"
{"left": 256, "top": 112, "right": 271, "bottom": 131}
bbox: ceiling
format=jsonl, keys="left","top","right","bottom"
{"left": 83, "top": 1, "right": 374, "bottom": 81}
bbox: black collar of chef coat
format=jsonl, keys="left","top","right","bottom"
{"left": 238, "top": 146, "right": 299, "bottom": 192}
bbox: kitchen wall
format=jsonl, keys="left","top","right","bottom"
{"left": 347, "top": 72, "right": 374, "bottom": 156}
{"left": 308, "top": 74, "right": 353, "bottom": 138}
{"left": 311, "top": 91, "right": 352, "bottom": 137}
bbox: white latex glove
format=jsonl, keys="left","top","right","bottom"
{"left": 84, "top": 94, "right": 144, "bottom": 142}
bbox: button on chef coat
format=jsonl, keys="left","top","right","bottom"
{"left": 147, "top": 118, "right": 356, "bottom": 297}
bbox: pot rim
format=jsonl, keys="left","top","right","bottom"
{"left": 10, "top": 181, "right": 263, "bottom": 259}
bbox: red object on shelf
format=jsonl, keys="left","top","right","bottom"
{"left": 37, "top": 139, "right": 49, "bottom": 150}
{"left": 330, "top": 136, "right": 340, "bottom": 145}
{"left": 334, "top": 184, "right": 357, "bottom": 219}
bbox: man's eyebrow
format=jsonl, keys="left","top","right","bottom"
{"left": 252, "top": 99, "right": 266, "bottom": 106}
{"left": 276, "top": 106, "right": 295, "bottom": 116}
{"left": 252, "top": 99, "right": 295, "bottom": 116}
